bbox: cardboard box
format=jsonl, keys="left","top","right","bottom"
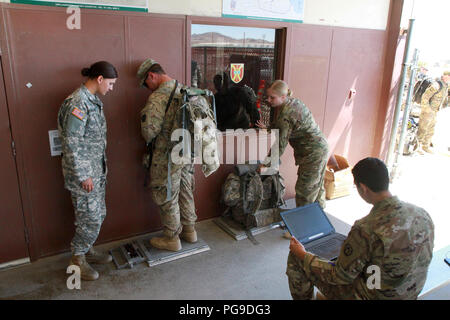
{"left": 324, "top": 155, "right": 353, "bottom": 200}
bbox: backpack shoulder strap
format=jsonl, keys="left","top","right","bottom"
{"left": 241, "top": 172, "right": 263, "bottom": 216}
{"left": 272, "top": 173, "right": 286, "bottom": 207}
{"left": 162, "top": 80, "right": 179, "bottom": 202}
{"left": 165, "top": 80, "right": 178, "bottom": 113}
{"left": 428, "top": 80, "right": 444, "bottom": 105}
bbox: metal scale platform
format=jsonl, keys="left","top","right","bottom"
{"left": 110, "top": 232, "right": 210, "bottom": 269}
{"left": 213, "top": 215, "right": 284, "bottom": 243}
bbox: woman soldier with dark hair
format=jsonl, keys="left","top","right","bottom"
{"left": 57, "top": 61, "right": 118, "bottom": 281}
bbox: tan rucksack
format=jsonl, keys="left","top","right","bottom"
{"left": 170, "top": 86, "right": 220, "bottom": 177}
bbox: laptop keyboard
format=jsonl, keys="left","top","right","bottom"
{"left": 314, "top": 239, "right": 340, "bottom": 252}
{"left": 307, "top": 235, "right": 346, "bottom": 260}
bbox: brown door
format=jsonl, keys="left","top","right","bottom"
{"left": 0, "top": 56, "right": 29, "bottom": 264}
{"left": 1, "top": 6, "right": 186, "bottom": 259}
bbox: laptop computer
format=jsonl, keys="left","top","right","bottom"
{"left": 280, "top": 203, "right": 347, "bottom": 261}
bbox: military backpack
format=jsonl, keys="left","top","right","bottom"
{"left": 143, "top": 83, "right": 220, "bottom": 193}
{"left": 170, "top": 86, "right": 220, "bottom": 177}
{"left": 413, "top": 78, "right": 443, "bottom": 104}
{"left": 221, "top": 164, "right": 285, "bottom": 229}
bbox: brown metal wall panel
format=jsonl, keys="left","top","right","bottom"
{"left": 372, "top": 0, "right": 405, "bottom": 160}
{"left": 282, "top": 24, "right": 332, "bottom": 198}
{"left": 287, "top": 24, "right": 332, "bottom": 129}
{"left": 323, "top": 28, "right": 386, "bottom": 166}
{"left": 1, "top": 6, "right": 185, "bottom": 259}
{"left": 376, "top": 35, "right": 405, "bottom": 161}
{"left": 4, "top": 7, "right": 130, "bottom": 258}
{"left": 0, "top": 56, "right": 29, "bottom": 264}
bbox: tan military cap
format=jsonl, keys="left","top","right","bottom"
{"left": 137, "top": 58, "right": 158, "bottom": 87}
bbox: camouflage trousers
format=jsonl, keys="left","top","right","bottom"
{"left": 417, "top": 107, "right": 437, "bottom": 148}
{"left": 70, "top": 177, "right": 106, "bottom": 255}
{"left": 295, "top": 154, "right": 327, "bottom": 209}
{"left": 286, "top": 252, "right": 358, "bottom": 300}
{"left": 151, "top": 163, "right": 197, "bottom": 238}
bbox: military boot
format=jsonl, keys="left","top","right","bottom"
{"left": 150, "top": 233, "right": 182, "bottom": 252}
{"left": 86, "top": 247, "right": 112, "bottom": 264}
{"left": 180, "top": 225, "right": 198, "bottom": 243}
{"left": 422, "top": 145, "right": 434, "bottom": 154}
{"left": 416, "top": 144, "right": 426, "bottom": 155}
{"left": 70, "top": 254, "right": 99, "bottom": 281}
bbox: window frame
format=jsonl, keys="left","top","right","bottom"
{"left": 186, "top": 16, "right": 290, "bottom": 87}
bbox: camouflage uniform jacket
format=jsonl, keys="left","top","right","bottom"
{"left": 421, "top": 80, "right": 448, "bottom": 112}
{"left": 140, "top": 80, "right": 183, "bottom": 184}
{"left": 58, "top": 85, "right": 107, "bottom": 194}
{"left": 270, "top": 97, "right": 327, "bottom": 161}
{"left": 302, "top": 196, "right": 434, "bottom": 299}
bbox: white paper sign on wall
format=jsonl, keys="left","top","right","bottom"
{"left": 48, "top": 130, "right": 62, "bottom": 157}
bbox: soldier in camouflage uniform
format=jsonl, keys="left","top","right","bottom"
{"left": 137, "top": 58, "right": 197, "bottom": 252}
{"left": 191, "top": 60, "right": 202, "bottom": 88}
{"left": 286, "top": 157, "right": 434, "bottom": 299}
{"left": 417, "top": 71, "right": 450, "bottom": 154}
{"left": 257, "top": 80, "right": 329, "bottom": 209}
{"left": 58, "top": 61, "right": 118, "bottom": 281}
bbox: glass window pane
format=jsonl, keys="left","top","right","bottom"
{"left": 191, "top": 24, "right": 275, "bottom": 91}
{"left": 191, "top": 24, "right": 276, "bottom": 130}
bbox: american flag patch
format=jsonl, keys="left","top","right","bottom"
{"left": 71, "top": 107, "right": 85, "bottom": 120}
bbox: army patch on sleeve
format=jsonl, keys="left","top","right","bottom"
{"left": 344, "top": 244, "right": 353, "bottom": 256}
{"left": 71, "top": 107, "right": 86, "bottom": 120}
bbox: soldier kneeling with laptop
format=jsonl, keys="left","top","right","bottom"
{"left": 284, "top": 157, "right": 434, "bottom": 300}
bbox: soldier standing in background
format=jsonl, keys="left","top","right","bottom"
{"left": 417, "top": 71, "right": 450, "bottom": 154}
{"left": 287, "top": 157, "right": 434, "bottom": 300}
{"left": 191, "top": 60, "right": 202, "bottom": 88}
{"left": 58, "top": 61, "right": 118, "bottom": 281}
{"left": 256, "top": 80, "right": 329, "bottom": 209}
{"left": 137, "top": 58, "right": 197, "bottom": 252}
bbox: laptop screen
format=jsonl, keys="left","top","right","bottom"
{"left": 280, "top": 203, "right": 335, "bottom": 244}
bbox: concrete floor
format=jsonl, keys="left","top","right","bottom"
{"left": 0, "top": 191, "right": 447, "bottom": 299}
{"left": 0, "top": 217, "right": 296, "bottom": 300}
{"left": 0, "top": 196, "right": 355, "bottom": 300}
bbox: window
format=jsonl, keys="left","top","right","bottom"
{"left": 191, "top": 24, "right": 276, "bottom": 92}
{"left": 191, "top": 24, "right": 278, "bottom": 130}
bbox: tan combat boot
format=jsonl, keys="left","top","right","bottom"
{"left": 422, "top": 145, "right": 434, "bottom": 154}
{"left": 416, "top": 144, "right": 425, "bottom": 155}
{"left": 180, "top": 225, "right": 198, "bottom": 243}
{"left": 70, "top": 254, "right": 99, "bottom": 281}
{"left": 150, "top": 233, "right": 182, "bottom": 252}
{"left": 86, "top": 247, "right": 112, "bottom": 264}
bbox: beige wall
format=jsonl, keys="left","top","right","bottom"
{"left": 149, "top": 0, "right": 221, "bottom": 17}
{"left": 2, "top": 0, "right": 391, "bottom": 30}
{"left": 303, "top": 0, "right": 390, "bottom": 30}
{"left": 149, "top": 0, "right": 390, "bottom": 30}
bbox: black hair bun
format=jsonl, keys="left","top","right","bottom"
{"left": 81, "top": 67, "right": 91, "bottom": 77}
